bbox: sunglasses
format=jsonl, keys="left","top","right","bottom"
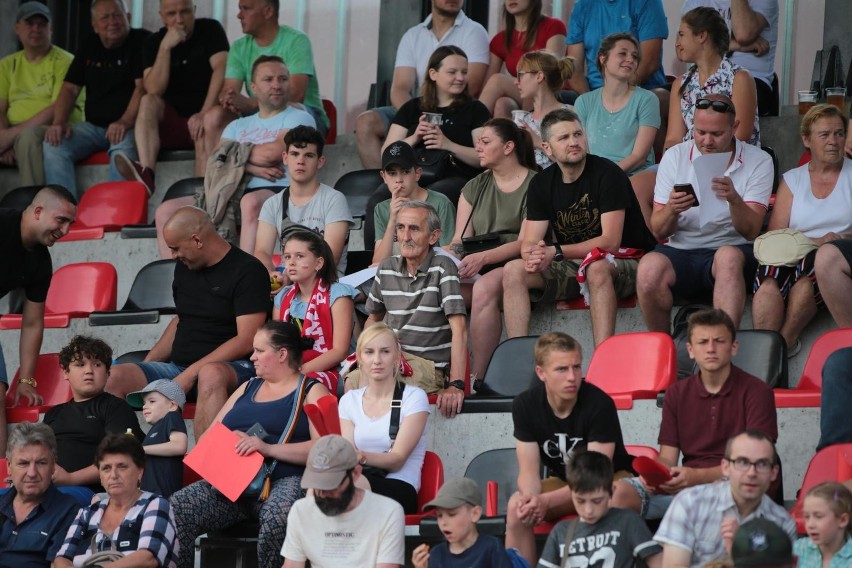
{"left": 695, "top": 98, "right": 735, "bottom": 114}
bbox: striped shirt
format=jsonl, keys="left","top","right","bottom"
{"left": 366, "top": 250, "right": 466, "bottom": 371}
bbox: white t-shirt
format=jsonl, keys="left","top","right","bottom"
{"left": 338, "top": 384, "right": 429, "bottom": 492}
{"left": 786, "top": 158, "right": 852, "bottom": 238}
{"left": 257, "top": 183, "right": 354, "bottom": 274}
{"left": 395, "top": 10, "right": 490, "bottom": 92}
{"left": 654, "top": 139, "right": 773, "bottom": 249}
{"left": 281, "top": 491, "right": 405, "bottom": 567}
{"left": 681, "top": 0, "right": 778, "bottom": 87}
{"left": 221, "top": 106, "right": 315, "bottom": 189}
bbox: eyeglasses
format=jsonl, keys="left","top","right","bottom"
{"left": 725, "top": 457, "right": 774, "bottom": 473}
{"left": 695, "top": 98, "right": 735, "bottom": 114}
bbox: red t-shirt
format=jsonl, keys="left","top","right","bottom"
{"left": 489, "top": 16, "right": 567, "bottom": 76}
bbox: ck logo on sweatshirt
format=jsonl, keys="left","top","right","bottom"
{"left": 542, "top": 434, "right": 583, "bottom": 465}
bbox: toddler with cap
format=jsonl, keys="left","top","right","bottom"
{"left": 731, "top": 517, "right": 796, "bottom": 568}
{"left": 411, "top": 477, "right": 513, "bottom": 568}
{"left": 126, "top": 379, "right": 188, "bottom": 497}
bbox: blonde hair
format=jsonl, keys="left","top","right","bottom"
{"left": 806, "top": 482, "right": 852, "bottom": 536}
{"left": 801, "top": 103, "right": 848, "bottom": 139}
{"left": 517, "top": 50, "right": 575, "bottom": 94}
{"left": 356, "top": 323, "right": 402, "bottom": 381}
{"left": 534, "top": 332, "right": 581, "bottom": 367}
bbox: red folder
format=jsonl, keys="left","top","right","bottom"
{"left": 183, "top": 422, "right": 265, "bottom": 502}
{"left": 632, "top": 456, "right": 673, "bottom": 489}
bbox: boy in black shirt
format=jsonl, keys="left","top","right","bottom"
{"left": 507, "top": 332, "right": 634, "bottom": 566}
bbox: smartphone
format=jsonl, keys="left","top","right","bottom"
{"left": 674, "top": 183, "right": 699, "bottom": 207}
{"left": 245, "top": 422, "right": 270, "bottom": 440}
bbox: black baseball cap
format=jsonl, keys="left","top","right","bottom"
{"left": 732, "top": 518, "right": 794, "bottom": 567}
{"left": 381, "top": 141, "right": 417, "bottom": 170}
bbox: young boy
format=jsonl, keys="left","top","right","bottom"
{"left": 372, "top": 140, "right": 456, "bottom": 265}
{"left": 126, "top": 379, "right": 189, "bottom": 497}
{"left": 538, "top": 451, "right": 662, "bottom": 568}
{"left": 411, "top": 477, "right": 512, "bottom": 568}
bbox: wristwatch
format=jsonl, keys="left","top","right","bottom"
{"left": 18, "top": 376, "right": 37, "bottom": 388}
{"left": 446, "top": 379, "right": 466, "bottom": 391}
{"left": 553, "top": 244, "right": 565, "bottom": 261}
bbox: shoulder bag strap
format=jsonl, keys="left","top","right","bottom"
{"left": 278, "top": 187, "right": 291, "bottom": 241}
{"left": 459, "top": 181, "right": 490, "bottom": 239}
{"left": 388, "top": 380, "right": 405, "bottom": 449}
{"left": 266, "top": 375, "right": 312, "bottom": 476}
{"left": 559, "top": 519, "right": 580, "bottom": 568}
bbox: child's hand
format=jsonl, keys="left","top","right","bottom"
{"left": 412, "top": 543, "right": 430, "bottom": 568}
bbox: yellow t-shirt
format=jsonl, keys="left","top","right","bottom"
{"left": 0, "top": 46, "right": 84, "bottom": 125}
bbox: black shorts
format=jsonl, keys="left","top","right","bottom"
{"left": 653, "top": 243, "right": 757, "bottom": 299}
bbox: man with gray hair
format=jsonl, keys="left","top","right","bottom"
{"left": 0, "top": 422, "right": 80, "bottom": 567}
{"left": 365, "top": 201, "right": 468, "bottom": 418}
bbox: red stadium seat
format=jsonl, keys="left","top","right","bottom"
{"left": 5, "top": 353, "right": 71, "bottom": 421}
{"left": 790, "top": 444, "right": 852, "bottom": 534}
{"left": 774, "top": 328, "right": 852, "bottom": 408}
{"left": 0, "top": 458, "right": 9, "bottom": 488}
{"left": 404, "top": 451, "right": 444, "bottom": 527}
{"left": 61, "top": 181, "right": 148, "bottom": 241}
{"left": 556, "top": 295, "right": 637, "bottom": 310}
{"left": 77, "top": 151, "right": 110, "bottom": 166}
{"left": 585, "top": 332, "right": 677, "bottom": 409}
{"left": 0, "top": 262, "right": 117, "bottom": 329}
{"left": 322, "top": 99, "right": 337, "bottom": 144}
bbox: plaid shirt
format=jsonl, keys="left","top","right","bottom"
{"left": 794, "top": 535, "right": 852, "bottom": 568}
{"left": 654, "top": 480, "right": 796, "bottom": 568}
{"left": 56, "top": 491, "right": 178, "bottom": 567}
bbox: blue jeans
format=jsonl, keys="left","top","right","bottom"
{"left": 43, "top": 121, "right": 138, "bottom": 197}
{"left": 818, "top": 347, "right": 852, "bottom": 450}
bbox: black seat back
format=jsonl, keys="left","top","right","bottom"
{"left": 0, "top": 185, "right": 42, "bottom": 211}
{"left": 163, "top": 177, "right": 204, "bottom": 202}
{"left": 123, "top": 260, "right": 177, "bottom": 312}
{"left": 481, "top": 336, "right": 540, "bottom": 397}
{"left": 464, "top": 448, "right": 518, "bottom": 516}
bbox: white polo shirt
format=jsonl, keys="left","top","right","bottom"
{"left": 654, "top": 139, "right": 773, "bottom": 250}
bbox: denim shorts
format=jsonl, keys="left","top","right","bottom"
{"left": 370, "top": 105, "right": 398, "bottom": 129}
{"left": 135, "top": 360, "right": 255, "bottom": 401}
{"left": 0, "top": 341, "right": 7, "bottom": 385}
{"left": 623, "top": 476, "right": 675, "bottom": 519}
{"left": 652, "top": 243, "right": 756, "bottom": 300}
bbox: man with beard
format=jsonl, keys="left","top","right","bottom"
{"left": 281, "top": 435, "right": 405, "bottom": 568}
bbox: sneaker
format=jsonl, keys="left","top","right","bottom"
{"left": 115, "top": 152, "right": 155, "bottom": 196}
{"left": 787, "top": 338, "right": 802, "bottom": 359}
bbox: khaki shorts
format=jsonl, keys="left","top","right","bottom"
{"left": 531, "top": 258, "right": 639, "bottom": 303}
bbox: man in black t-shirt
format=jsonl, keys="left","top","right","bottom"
{"left": 42, "top": 0, "right": 151, "bottom": 197}
{"left": 0, "top": 185, "right": 76, "bottom": 456}
{"left": 106, "top": 206, "right": 269, "bottom": 440}
{"left": 507, "top": 332, "right": 634, "bottom": 566}
{"left": 115, "top": 0, "right": 230, "bottom": 192}
{"left": 498, "top": 108, "right": 653, "bottom": 349}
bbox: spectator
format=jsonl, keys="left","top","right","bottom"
{"left": 611, "top": 308, "right": 779, "bottom": 519}
{"left": 507, "top": 332, "right": 634, "bottom": 566}
{"left": 339, "top": 324, "right": 429, "bottom": 514}
{"left": 794, "top": 482, "right": 852, "bottom": 568}
{"left": 0, "top": 423, "right": 80, "bottom": 568}
{"left": 732, "top": 518, "right": 796, "bottom": 568}
{"left": 371, "top": 140, "right": 456, "bottom": 265}
{"left": 382, "top": 45, "right": 490, "bottom": 205}
{"left": 170, "top": 322, "right": 331, "bottom": 568}
{"left": 44, "top": 336, "right": 145, "bottom": 495}
{"left": 281, "top": 434, "right": 405, "bottom": 567}
{"left": 42, "top": 0, "right": 151, "bottom": 198}
{"left": 453, "top": 118, "right": 536, "bottom": 380}
{"left": 479, "top": 0, "right": 566, "bottom": 118}
{"left": 817, "top": 347, "right": 852, "bottom": 451}
{"left": 499, "top": 108, "right": 655, "bottom": 349}
{"left": 206, "top": 0, "right": 328, "bottom": 147}
{"left": 815, "top": 240, "right": 852, "bottom": 329}
{"left": 105, "top": 206, "right": 269, "bottom": 440}
{"left": 0, "top": 2, "right": 82, "bottom": 183}
{"left": 0, "top": 185, "right": 76, "bottom": 456}
{"left": 538, "top": 450, "right": 662, "bottom": 568}
{"left": 752, "top": 104, "right": 852, "bottom": 355}
{"left": 126, "top": 380, "right": 189, "bottom": 498}
{"left": 154, "top": 55, "right": 316, "bottom": 258}
{"left": 665, "top": 7, "right": 759, "bottom": 150}
{"left": 654, "top": 430, "right": 796, "bottom": 567}
{"left": 365, "top": 201, "right": 468, "bottom": 419}
{"left": 637, "top": 95, "right": 772, "bottom": 332}
{"left": 513, "top": 50, "right": 575, "bottom": 170}
{"left": 273, "top": 230, "right": 356, "bottom": 394}
{"left": 574, "top": 32, "right": 660, "bottom": 227}
{"left": 411, "top": 477, "right": 513, "bottom": 567}
{"left": 682, "top": 0, "right": 779, "bottom": 117}
{"left": 355, "top": 0, "right": 489, "bottom": 169}
{"left": 254, "top": 125, "right": 353, "bottom": 277}
{"left": 54, "top": 435, "right": 178, "bottom": 568}
{"left": 115, "top": 0, "right": 229, "bottom": 189}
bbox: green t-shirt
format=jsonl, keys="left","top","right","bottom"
{"left": 0, "top": 46, "right": 84, "bottom": 125}
{"left": 225, "top": 25, "right": 327, "bottom": 128}
{"left": 460, "top": 169, "right": 534, "bottom": 244}
{"left": 373, "top": 190, "right": 456, "bottom": 252}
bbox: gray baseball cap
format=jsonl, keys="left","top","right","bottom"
{"left": 127, "top": 379, "right": 186, "bottom": 410}
{"left": 423, "top": 477, "right": 482, "bottom": 511}
{"left": 301, "top": 435, "right": 358, "bottom": 490}
{"left": 17, "top": 2, "right": 51, "bottom": 22}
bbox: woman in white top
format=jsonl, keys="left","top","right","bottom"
{"left": 752, "top": 104, "right": 852, "bottom": 353}
{"left": 339, "top": 323, "right": 429, "bottom": 514}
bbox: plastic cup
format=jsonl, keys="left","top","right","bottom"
{"left": 798, "top": 91, "right": 817, "bottom": 115}
{"left": 826, "top": 87, "right": 847, "bottom": 112}
{"left": 511, "top": 110, "right": 529, "bottom": 126}
{"left": 422, "top": 112, "right": 443, "bottom": 126}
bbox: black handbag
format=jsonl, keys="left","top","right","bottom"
{"left": 360, "top": 381, "right": 405, "bottom": 479}
{"left": 459, "top": 183, "right": 526, "bottom": 271}
{"left": 415, "top": 148, "right": 460, "bottom": 182}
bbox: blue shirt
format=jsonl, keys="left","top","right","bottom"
{"left": 0, "top": 484, "right": 81, "bottom": 568}
{"left": 794, "top": 536, "right": 852, "bottom": 568}
{"left": 428, "top": 534, "right": 513, "bottom": 568}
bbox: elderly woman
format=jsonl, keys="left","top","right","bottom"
{"left": 54, "top": 434, "right": 178, "bottom": 567}
{"left": 170, "top": 321, "right": 330, "bottom": 568}
{"left": 752, "top": 104, "right": 852, "bottom": 354}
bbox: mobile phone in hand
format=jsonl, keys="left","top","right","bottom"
{"left": 674, "top": 183, "right": 699, "bottom": 207}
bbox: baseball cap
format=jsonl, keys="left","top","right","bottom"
{"left": 126, "top": 379, "right": 186, "bottom": 410}
{"left": 423, "top": 477, "right": 482, "bottom": 511}
{"left": 301, "top": 435, "right": 358, "bottom": 491}
{"left": 381, "top": 141, "right": 418, "bottom": 170}
{"left": 17, "top": 2, "right": 51, "bottom": 22}
{"left": 731, "top": 518, "right": 794, "bottom": 567}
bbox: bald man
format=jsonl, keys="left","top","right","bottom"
{"left": 106, "top": 206, "right": 269, "bottom": 438}
{"left": 0, "top": 185, "right": 76, "bottom": 455}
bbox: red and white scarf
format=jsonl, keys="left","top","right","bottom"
{"left": 575, "top": 247, "right": 644, "bottom": 305}
{"left": 281, "top": 279, "right": 338, "bottom": 392}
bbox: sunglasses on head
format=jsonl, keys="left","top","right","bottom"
{"left": 695, "top": 98, "right": 735, "bottom": 114}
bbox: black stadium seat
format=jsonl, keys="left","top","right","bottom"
{"left": 121, "top": 177, "right": 203, "bottom": 238}
{"left": 88, "top": 260, "right": 176, "bottom": 326}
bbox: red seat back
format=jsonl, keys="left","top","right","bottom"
{"left": 791, "top": 444, "right": 852, "bottom": 533}
{"left": 416, "top": 451, "right": 444, "bottom": 514}
{"left": 0, "top": 458, "right": 9, "bottom": 488}
{"left": 45, "top": 262, "right": 117, "bottom": 316}
{"left": 6, "top": 353, "right": 70, "bottom": 408}
{"left": 322, "top": 99, "right": 337, "bottom": 144}
{"left": 585, "top": 332, "right": 677, "bottom": 397}
{"left": 75, "top": 181, "right": 148, "bottom": 230}
{"left": 797, "top": 328, "right": 852, "bottom": 391}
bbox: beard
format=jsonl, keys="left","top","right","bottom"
{"left": 314, "top": 472, "right": 356, "bottom": 516}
